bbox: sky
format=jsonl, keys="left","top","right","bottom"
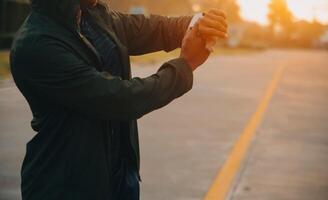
{"left": 237, "top": 0, "right": 328, "bottom": 25}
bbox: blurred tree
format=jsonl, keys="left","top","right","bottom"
{"left": 196, "top": 0, "right": 241, "bottom": 23}
{"left": 149, "top": 0, "right": 192, "bottom": 15}
{"left": 292, "top": 20, "right": 326, "bottom": 47}
{"left": 240, "top": 22, "right": 271, "bottom": 48}
{"left": 267, "top": 0, "right": 294, "bottom": 43}
{"left": 108, "top": 0, "right": 192, "bottom": 15}
{"left": 221, "top": 0, "right": 241, "bottom": 23}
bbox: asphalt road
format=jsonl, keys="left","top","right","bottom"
{"left": 0, "top": 50, "right": 327, "bottom": 200}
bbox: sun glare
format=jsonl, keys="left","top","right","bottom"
{"left": 287, "top": 0, "right": 328, "bottom": 22}
{"left": 238, "top": 0, "right": 328, "bottom": 25}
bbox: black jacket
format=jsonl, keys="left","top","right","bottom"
{"left": 10, "top": 0, "right": 192, "bottom": 199}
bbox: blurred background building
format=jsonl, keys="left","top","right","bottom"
{"left": 0, "top": 0, "right": 29, "bottom": 48}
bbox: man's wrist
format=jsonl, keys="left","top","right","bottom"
{"left": 179, "top": 56, "right": 196, "bottom": 71}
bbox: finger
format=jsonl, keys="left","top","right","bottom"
{"left": 203, "top": 13, "right": 228, "bottom": 28}
{"left": 194, "top": 24, "right": 207, "bottom": 43}
{"left": 204, "top": 13, "right": 228, "bottom": 28}
{"left": 198, "top": 24, "right": 228, "bottom": 38}
{"left": 186, "top": 26, "right": 204, "bottom": 43}
{"left": 207, "top": 9, "right": 227, "bottom": 19}
{"left": 199, "top": 17, "right": 228, "bottom": 33}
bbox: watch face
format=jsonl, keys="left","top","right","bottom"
{"left": 189, "top": 13, "right": 203, "bottom": 28}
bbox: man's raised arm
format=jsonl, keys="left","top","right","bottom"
{"left": 110, "top": 10, "right": 192, "bottom": 55}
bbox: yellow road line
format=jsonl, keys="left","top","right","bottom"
{"left": 204, "top": 64, "right": 286, "bottom": 200}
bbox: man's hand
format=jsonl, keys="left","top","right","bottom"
{"left": 180, "top": 27, "right": 210, "bottom": 71}
{"left": 180, "top": 9, "right": 228, "bottom": 71}
{"left": 197, "top": 9, "right": 228, "bottom": 40}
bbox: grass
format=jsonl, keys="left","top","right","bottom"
{"left": 0, "top": 51, "right": 10, "bottom": 79}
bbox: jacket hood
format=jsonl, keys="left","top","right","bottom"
{"left": 30, "top": 0, "right": 81, "bottom": 30}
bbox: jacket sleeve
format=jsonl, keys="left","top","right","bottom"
{"left": 21, "top": 39, "right": 193, "bottom": 121}
{"left": 111, "top": 11, "right": 192, "bottom": 55}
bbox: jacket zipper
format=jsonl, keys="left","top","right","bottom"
{"left": 76, "top": 31, "right": 103, "bottom": 70}
{"left": 75, "top": 16, "right": 141, "bottom": 182}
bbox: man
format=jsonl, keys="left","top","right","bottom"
{"left": 10, "top": 0, "right": 228, "bottom": 199}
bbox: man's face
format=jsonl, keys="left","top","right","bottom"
{"left": 80, "top": 0, "right": 98, "bottom": 8}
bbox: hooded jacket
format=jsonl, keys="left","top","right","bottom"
{"left": 10, "top": 0, "right": 192, "bottom": 199}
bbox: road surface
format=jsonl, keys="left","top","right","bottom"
{"left": 0, "top": 50, "right": 328, "bottom": 200}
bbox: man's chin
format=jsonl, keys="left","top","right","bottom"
{"left": 81, "top": 0, "right": 98, "bottom": 8}
{"left": 90, "top": 0, "right": 98, "bottom": 6}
